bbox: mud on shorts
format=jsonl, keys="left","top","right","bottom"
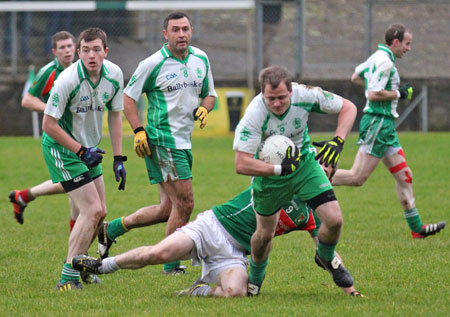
{"left": 144, "top": 144, "right": 192, "bottom": 184}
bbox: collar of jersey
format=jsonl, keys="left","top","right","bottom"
{"left": 53, "top": 57, "right": 63, "bottom": 71}
{"left": 377, "top": 44, "right": 395, "bottom": 62}
{"left": 160, "top": 43, "right": 194, "bottom": 64}
{"left": 77, "top": 60, "right": 108, "bottom": 88}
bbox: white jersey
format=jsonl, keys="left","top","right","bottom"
{"left": 124, "top": 44, "right": 217, "bottom": 149}
{"left": 355, "top": 44, "right": 401, "bottom": 118}
{"left": 43, "top": 59, "right": 124, "bottom": 148}
{"left": 233, "top": 83, "right": 343, "bottom": 156}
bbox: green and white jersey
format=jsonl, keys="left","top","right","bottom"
{"left": 213, "top": 187, "right": 318, "bottom": 253}
{"left": 42, "top": 59, "right": 124, "bottom": 148}
{"left": 28, "top": 58, "right": 65, "bottom": 102}
{"left": 233, "top": 82, "right": 343, "bottom": 157}
{"left": 355, "top": 44, "right": 401, "bottom": 119}
{"left": 124, "top": 44, "right": 217, "bottom": 149}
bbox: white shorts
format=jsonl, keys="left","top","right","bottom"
{"left": 359, "top": 144, "right": 402, "bottom": 158}
{"left": 179, "top": 209, "right": 248, "bottom": 284}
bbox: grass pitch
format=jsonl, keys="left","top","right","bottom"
{"left": 0, "top": 133, "right": 448, "bottom": 316}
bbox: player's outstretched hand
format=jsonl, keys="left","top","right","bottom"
{"left": 77, "top": 146, "right": 105, "bottom": 168}
{"left": 133, "top": 127, "right": 151, "bottom": 158}
{"left": 398, "top": 83, "right": 413, "bottom": 100}
{"left": 193, "top": 106, "right": 209, "bottom": 129}
{"left": 113, "top": 156, "right": 127, "bottom": 190}
{"left": 312, "top": 136, "right": 344, "bottom": 168}
{"left": 280, "top": 145, "right": 300, "bottom": 176}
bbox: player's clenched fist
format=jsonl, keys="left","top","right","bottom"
{"left": 313, "top": 136, "right": 344, "bottom": 168}
{"left": 133, "top": 127, "right": 151, "bottom": 158}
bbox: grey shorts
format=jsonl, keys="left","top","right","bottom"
{"left": 179, "top": 210, "right": 248, "bottom": 284}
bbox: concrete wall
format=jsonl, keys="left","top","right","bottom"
{"left": 1, "top": 78, "right": 449, "bottom": 136}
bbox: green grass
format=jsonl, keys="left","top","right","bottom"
{"left": 0, "top": 133, "right": 449, "bottom": 316}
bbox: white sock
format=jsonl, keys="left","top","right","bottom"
{"left": 100, "top": 257, "right": 119, "bottom": 274}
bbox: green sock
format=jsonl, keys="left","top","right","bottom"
{"left": 404, "top": 207, "right": 423, "bottom": 232}
{"left": 107, "top": 217, "right": 129, "bottom": 240}
{"left": 60, "top": 263, "right": 80, "bottom": 284}
{"left": 317, "top": 240, "right": 337, "bottom": 262}
{"left": 164, "top": 261, "right": 181, "bottom": 272}
{"left": 248, "top": 257, "right": 268, "bottom": 285}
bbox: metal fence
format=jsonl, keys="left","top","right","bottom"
{"left": 1, "top": 0, "right": 449, "bottom": 82}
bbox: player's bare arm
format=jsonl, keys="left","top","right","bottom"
{"left": 200, "top": 95, "right": 215, "bottom": 112}
{"left": 21, "top": 92, "right": 47, "bottom": 112}
{"left": 350, "top": 72, "right": 365, "bottom": 87}
{"left": 235, "top": 151, "right": 278, "bottom": 176}
{"left": 334, "top": 98, "right": 357, "bottom": 141}
{"left": 123, "top": 93, "right": 142, "bottom": 131}
{"left": 368, "top": 90, "right": 399, "bottom": 101}
{"left": 108, "top": 111, "right": 123, "bottom": 156}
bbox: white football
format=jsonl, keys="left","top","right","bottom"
{"left": 258, "top": 135, "right": 296, "bottom": 164}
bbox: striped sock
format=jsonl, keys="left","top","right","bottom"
{"left": 60, "top": 263, "right": 80, "bottom": 284}
{"left": 404, "top": 207, "right": 423, "bottom": 233}
{"left": 191, "top": 285, "right": 211, "bottom": 296}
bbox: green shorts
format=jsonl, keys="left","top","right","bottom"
{"left": 252, "top": 151, "right": 332, "bottom": 215}
{"left": 144, "top": 144, "right": 193, "bottom": 184}
{"left": 42, "top": 143, "right": 102, "bottom": 183}
{"left": 358, "top": 114, "right": 401, "bottom": 158}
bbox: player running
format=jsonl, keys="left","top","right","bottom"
{"left": 331, "top": 23, "right": 445, "bottom": 238}
{"left": 9, "top": 31, "right": 78, "bottom": 228}
{"left": 71, "top": 187, "right": 363, "bottom": 297}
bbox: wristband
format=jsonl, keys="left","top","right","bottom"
{"left": 396, "top": 90, "right": 401, "bottom": 99}
{"left": 273, "top": 165, "right": 282, "bottom": 176}
{"left": 76, "top": 145, "right": 87, "bottom": 157}
{"left": 133, "top": 126, "right": 145, "bottom": 134}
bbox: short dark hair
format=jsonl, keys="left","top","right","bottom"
{"left": 52, "top": 31, "right": 75, "bottom": 49}
{"left": 259, "top": 66, "right": 293, "bottom": 93}
{"left": 77, "top": 28, "right": 107, "bottom": 50}
{"left": 385, "top": 23, "right": 410, "bottom": 46}
{"left": 163, "top": 12, "right": 191, "bottom": 30}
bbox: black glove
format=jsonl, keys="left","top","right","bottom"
{"left": 280, "top": 146, "right": 300, "bottom": 176}
{"left": 398, "top": 83, "right": 413, "bottom": 100}
{"left": 77, "top": 146, "right": 105, "bottom": 168}
{"left": 113, "top": 156, "right": 127, "bottom": 191}
{"left": 312, "top": 136, "right": 344, "bottom": 168}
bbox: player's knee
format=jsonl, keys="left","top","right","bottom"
{"left": 351, "top": 173, "right": 368, "bottom": 186}
{"left": 323, "top": 214, "right": 343, "bottom": 232}
{"left": 255, "top": 230, "right": 274, "bottom": 245}
{"left": 223, "top": 286, "right": 247, "bottom": 297}
{"left": 175, "top": 195, "right": 194, "bottom": 217}
{"left": 89, "top": 205, "right": 105, "bottom": 223}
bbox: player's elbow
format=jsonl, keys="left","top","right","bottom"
{"left": 21, "top": 97, "right": 31, "bottom": 110}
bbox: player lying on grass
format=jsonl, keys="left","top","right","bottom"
{"left": 71, "top": 187, "right": 363, "bottom": 297}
